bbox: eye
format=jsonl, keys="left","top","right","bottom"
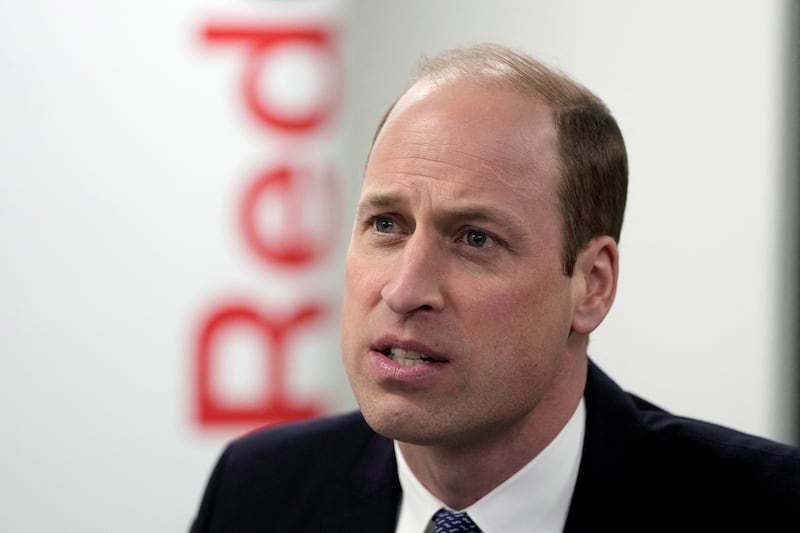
{"left": 464, "top": 229, "right": 491, "bottom": 248}
{"left": 373, "top": 217, "right": 395, "bottom": 233}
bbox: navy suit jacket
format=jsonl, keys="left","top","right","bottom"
{"left": 190, "top": 361, "right": 800, "bottom": 532}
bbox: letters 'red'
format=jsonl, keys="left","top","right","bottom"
{"left": 202, "top": 23, "right": 339, "bottom": 132}
{"left": 194, "top": 17, "right": 341, "bottom": 428}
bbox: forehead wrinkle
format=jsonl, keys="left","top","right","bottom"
{"left": 375, "top": 130, "right": 553, "bottom": 202}
{"left": 363, "top": 148, "right": 557, "bottom": 226}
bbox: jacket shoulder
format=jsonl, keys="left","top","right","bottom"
{"left": 571, "top": 361, "right": 800, "bottom": 531}
{"left": 227, "top": 410, "right": 375, "bottom": 459}
{"left": 632, "top": 394, "right": 800, "bottom": 486}
{"left": 214, "top": 411, "right": 383, "bottom": 495}
{"left": 190, "top": 411, "right": 398, "bottom": 533}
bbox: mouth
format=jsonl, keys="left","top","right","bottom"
{"left": 380, "top": 347, "right": 440, "bottom": 366}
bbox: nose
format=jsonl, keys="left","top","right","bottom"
{"left": 380, "top": 232, "right": 445, "bottom": 315}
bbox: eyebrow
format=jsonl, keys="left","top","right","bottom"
{"left": 356, "top": 191, "right": 526, "bottom": 231}
{"left": 354, "top": 191, "right": 407, "bottom": 221}
{"left": 438, "top": 206, "right": 526, "bottom": 236}
{"left": 357, "top": 192, "right": 401, "bottom": 211}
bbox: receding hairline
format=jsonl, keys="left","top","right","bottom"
{"left": 369, "top": 43, "right": 608, "bottom": 153}
{"left": 412, "top": 43, "right": 604, "bottom": 111}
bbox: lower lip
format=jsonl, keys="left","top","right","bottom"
{"left": 368, "top": 350, "right": 450, "bottom": 386}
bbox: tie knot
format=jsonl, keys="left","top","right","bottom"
{"left": 433, "top": 508, "right": 481, "bottom": 533}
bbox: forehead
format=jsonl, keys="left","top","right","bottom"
{"left": 364, "top": 77, "right": 560, "bottom": 207}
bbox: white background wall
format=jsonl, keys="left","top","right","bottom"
{"left": 0, "top": 1, "right": 794, "bottom": 532}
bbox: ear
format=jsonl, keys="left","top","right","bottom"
{"left": 570, "top": 236, "right": 619, "bottom": 335}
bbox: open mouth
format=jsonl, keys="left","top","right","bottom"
{"left": 381, "top": 347, "right": 439, "bottom": 366}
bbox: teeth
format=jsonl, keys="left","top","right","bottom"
{"left": 390, "top": 348, "right": 425, "bottom": 359}
{"left": 388, "top": 347, "right": 433, "bottom": 366}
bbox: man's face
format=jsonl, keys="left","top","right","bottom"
{"left": 341, "top": 78, "right": 582, "bottom": 447}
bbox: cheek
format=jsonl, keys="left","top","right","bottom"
{"left": 465, "top": 285, "right": 570, "bottom": 410}
{"left": 343, "top": 251, "right": 383, "bottom": 308}
{"left": 340, "top": 252, "right": 383, "bottom": 354}
{"left": 469, "top": 275, "right": 572, "bottom": 356}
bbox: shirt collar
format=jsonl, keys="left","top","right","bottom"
{"left": 394, "top": 399, "right": 586, "bottom": 533}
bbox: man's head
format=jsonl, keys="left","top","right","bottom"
{"left": 371, "top": 43, "right": 628, "bottom": 275}
{"left": 341, "top": 43, "right": 626, "bottom": 451}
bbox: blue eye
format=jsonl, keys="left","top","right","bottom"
{"left": 465, "top": 230, "right": 489, "bottom": 248}
{"left": 374, "top": 217, "right": 395, "bottom": 233}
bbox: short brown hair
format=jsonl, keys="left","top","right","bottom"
{"left": 371, "top": 43, "right": 628, "bottom": 276}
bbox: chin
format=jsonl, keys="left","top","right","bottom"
{"left": 357, "top": 396, "right": 427, "bottom": 442}
{"left": 359, "top": 400, "right": 461, "bottom": 447}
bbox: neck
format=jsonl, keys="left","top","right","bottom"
{"left": 397, "top": 353, "right": 587, "bottom": 510}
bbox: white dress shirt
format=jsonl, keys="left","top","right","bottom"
{"left": 394, "top": 399, "right": 586, "bottom": 533}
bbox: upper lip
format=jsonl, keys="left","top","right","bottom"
{"left": 372, "top": 335, "right": 448, "bottom": 362}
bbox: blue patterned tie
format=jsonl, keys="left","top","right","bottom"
{"left": 433, "top": 508, "right": 481, "bottom": 533}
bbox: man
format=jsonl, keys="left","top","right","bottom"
{"left": 190, "top": 43, "right": 800, "bottom": 532}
